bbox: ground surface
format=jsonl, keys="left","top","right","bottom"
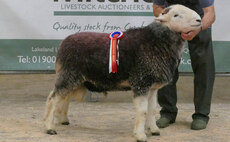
{"left": 0, "top": 74, "right": 230, "bottom": 142}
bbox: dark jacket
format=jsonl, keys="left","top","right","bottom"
{"left": 166, "top": 0, "right": 203, "bottom": 16}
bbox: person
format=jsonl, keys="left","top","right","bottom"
{"left": 153, "top": 0, "right": 216, "bottom": 130}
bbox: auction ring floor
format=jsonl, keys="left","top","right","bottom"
{"left": 0, "top": 74, "right": 229, "bottom": 142}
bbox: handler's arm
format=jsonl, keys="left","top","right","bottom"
{"left": 181, "top": 4, "right": 216, "bottom": 40}
{"left": 201, "top": 5, "right": 216, "bottom": 30}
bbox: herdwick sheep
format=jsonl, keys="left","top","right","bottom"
{"left": 44, "top": 4, "right": 201, "bottom": 142}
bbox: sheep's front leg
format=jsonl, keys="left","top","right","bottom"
{"left": 133, "top": 95, "right": 148, "bottom": 142}
{"left": 146, "top": 89, "right": 160, "bottom": 136}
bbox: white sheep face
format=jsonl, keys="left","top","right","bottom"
{"left": 155, "top": 4, "right": 202, "bottom": 33}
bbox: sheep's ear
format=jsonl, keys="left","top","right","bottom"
{"left": 162, "top": 7, "right": 171, "bottom": 15}
{"left": 155, "top": 7, "right": 171, "bottom": 23}
{"left": 155, "top": 14, "right": 168, "bottom": 22}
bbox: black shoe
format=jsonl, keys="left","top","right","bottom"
{"left": 156, "top": 117, "right": 174, "bottom": 128}
{"left": 191, "top": 119, "right": 207, "bottom": 130}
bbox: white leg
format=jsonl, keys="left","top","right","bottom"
{"left": 44, "top": 91, "right": 67, "bottom": 135}
{"left": 55, "top": 95, "right": 71, "bottom": 125}
{"left": 57, "top": 87, "right": 87, "bottom": 125}
{"left": 59, "top": 87, "right": 87, "bottom": 124}
{"left": 72, "top": 87, "right": 87, "bottom": 102}
{"left": 133, "top": 95, "right": 148, "bottom": 142}
{"left": 44, "top": 90, "right": 55, "bottom": 124}
{"left": 146, "top": 89, "right": 160, "bottom": 135}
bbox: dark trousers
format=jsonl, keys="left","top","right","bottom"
{"left": 158, "top": 27, "right": 215, "bottom": 123}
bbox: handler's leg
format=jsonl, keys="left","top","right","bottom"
{"left": 156, "top": 69, "right": 179, "bottom": 128}
{"left": 188, "top": 28, "right": 215, "bottom": 130}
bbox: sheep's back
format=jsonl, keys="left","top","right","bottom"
{"left": 56, "top": 32, "right": 132, "bottom": 89}
{"left": 57, "top": 32, "right": 109, "bottom": 71}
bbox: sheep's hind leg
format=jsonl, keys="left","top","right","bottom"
{"left": 133, "top": 95, "right": 148, "bottom": 142}
{"left": 146, "top": 89, "right": 160, "bottom": 136}
{"left": 58, "top": 94, "right": 71, "bottom": 125}
{"left": 44, "top": 90, "right": 56, "bottom": 134}
{"left": 71, "top": 86, "right": 87, "bottom": 102}
{"left": 44, "top": 89, "right": 70, "bottom": 135}
{"left": 61, "top": 86, "right": 87, "bottom": 125}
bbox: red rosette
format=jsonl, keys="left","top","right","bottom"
{"left": 109, "top": 31, "right": 124, "bottom": 73}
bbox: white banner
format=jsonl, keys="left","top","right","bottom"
{"left": 0, "top": 0, "right": 228, "bottom": 41}
{"left": 0, "top": 0, "right": 229, "bottom": 72}
{"left": 212, "top": 0, "right": 230, "bottom": 41}
{"left": 0, "top": 0, "right": 154, "bottom": 39}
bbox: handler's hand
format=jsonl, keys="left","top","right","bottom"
{"left": 181, "top": 28, "right": 201, "bottom": 41}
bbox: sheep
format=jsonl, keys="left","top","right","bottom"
{"left": 44, "top": 4, "right": 201, "bottom": 142}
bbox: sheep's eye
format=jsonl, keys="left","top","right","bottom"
{"left": 174, "top": 14, "right": 179, "bottom": 17}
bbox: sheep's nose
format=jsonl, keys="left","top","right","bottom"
{"left": 196, "top": 19, "right": 201, "bottom": 23}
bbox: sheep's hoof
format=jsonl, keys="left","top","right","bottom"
{"left": 152, "top": 132, "right": 160, "bottom": 136}
{"left": 61, "top": 122, "right": 70, "bottom": 125}
{"left": 134, "top": 132, "right": 147, "bottom": 142}
{"left": 46, "top": 129, "right": 57, "bottom": 135}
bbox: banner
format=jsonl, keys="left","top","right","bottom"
{"left": 0, "top": 0, "right": 229, "bottom": 73}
